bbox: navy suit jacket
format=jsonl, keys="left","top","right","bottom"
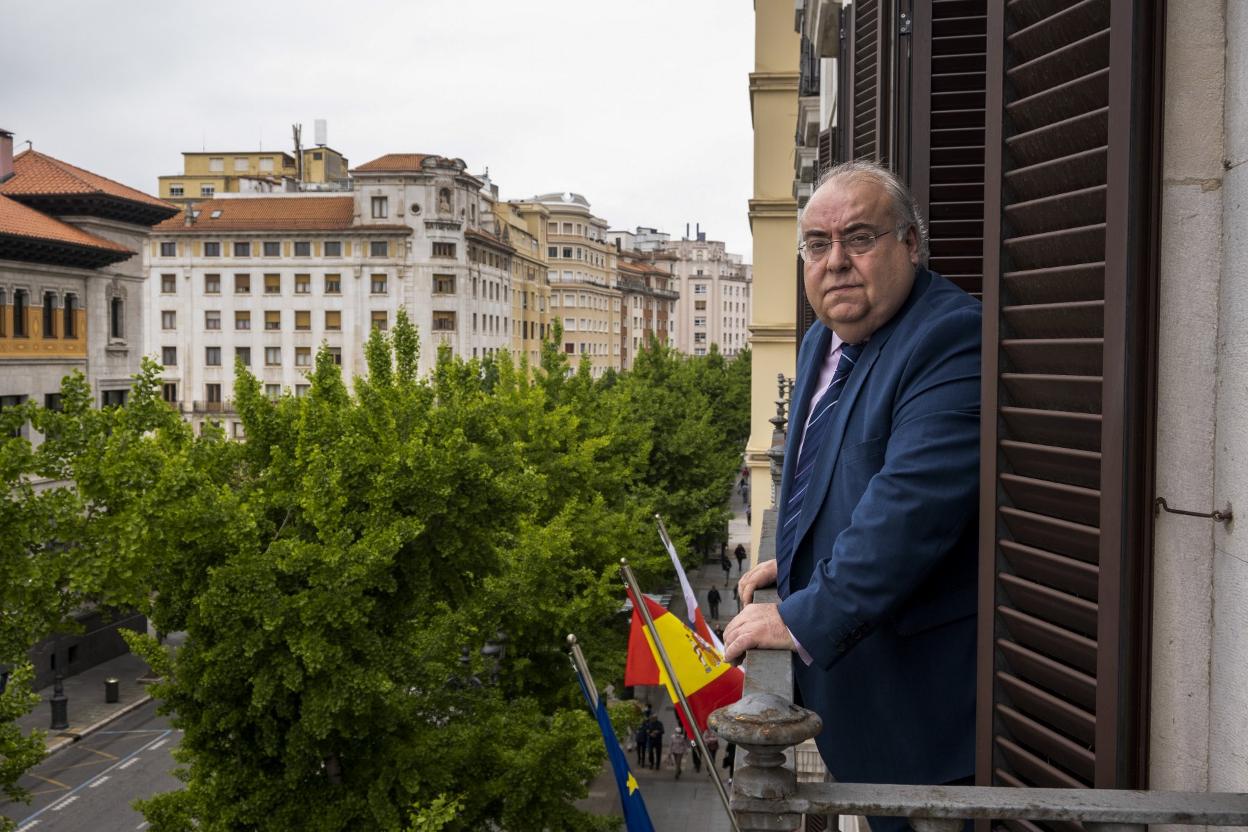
{"left": 777, "top": 267, "right": 980, "bottom": 787}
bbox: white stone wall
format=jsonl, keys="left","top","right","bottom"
{"left": 1151, "top": 0, "right": 1248, "bottom": 815}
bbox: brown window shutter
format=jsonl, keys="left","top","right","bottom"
{"left": 796, "top": 254, "right": 818, "bottom": 353}
{"left": 977, "top": 0, "right": 1163, "bottom": 814}
{"left": 844, "top": 0, "right": 894, "bottom": 165}
{"left": 909, "top": 0, "right": 987, "bottom": 298}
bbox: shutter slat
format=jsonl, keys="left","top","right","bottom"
{"left": 1007, "top": 152, "right": 1108, "bottom": 205}
{"left": 999, "top": 572, "right": 1100, "bottom": 636}
{"left": 1002, "top": 263, "right": 1105, "bottom": 305}
{"left": 998, "top": 606, "right": 1098, "bottom": 675}
{"left": 1000, "top": 373, "right": 1102, "bottom": 413}
{"left": 1005, "top": 68, "right": 1109, "bottom": 134}
{"left": 997, "top": 674, "right": 1096, "bottom": 747}
{"left": 995, "top": 736, "right": 1089, "bottom": 788}
{"left": 998, "top": 639, "right": 1097, "bottom": 711}
{"left": 1000, "top": 441, "right": 1101, "bottom": 489}
{"left": 1005, "top": 185, "right": 1106, "bottom": 236}
{"left": 1009, "top": 29, "right": 1111, "bottom": 98}
{"left": 1001, "top": 338, "right": 1102, "bottom": 375}
{"left": 998, "top": 704, "right": 1096, "bottom": 781}
{"left": 1007, "top": 0, "right": 1110, "bottom": 57}
{"left": 1000, "top": 474, "right": 1101, "bottom": 527}
{"left": 933, "top": 71, "right": 986, "bottom": 93}
{"left": 1004, "top": 300, "right": 1104, "bottom": 338}
{"left": 1006, "top": 108, "right": 1108, "bottom": 168}
{"left": 1001, "top": 540, "right": 1100, "bottom": 600}
{"left": 999, "top": 506, "right": 1099, "bottom": 562}
{"left": 1003, "top": 224, "right": 1105, "bottom": 269}
{"left": 1000, "top": 407, "right": 1102, "bottom": 452}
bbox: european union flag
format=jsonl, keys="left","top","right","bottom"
{"left": 574, "top": 671, "right": 655, "bottom": 832}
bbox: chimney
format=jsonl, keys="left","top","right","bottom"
{"left": 0, "top": 129, "right": 14, "bottom": 183}
{"left": 685, "top": 222, "right": 690, "bottom": 240}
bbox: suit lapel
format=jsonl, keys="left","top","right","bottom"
{"left": 778, "top": 325, "right": 832, "bottom": 508}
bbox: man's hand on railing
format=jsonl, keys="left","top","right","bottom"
{"left": 723, "top": 602, "right": 795, "bottom": 663}
{"left": 736, "top": 558, "right": 777, "bottom": 606}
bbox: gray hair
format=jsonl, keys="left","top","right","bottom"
{"left": 809, "top": 160, "right": 930, "bottom": 265}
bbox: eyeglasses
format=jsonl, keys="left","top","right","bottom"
{"left": 798, "top": 225, "right": 904, "bottom": 261}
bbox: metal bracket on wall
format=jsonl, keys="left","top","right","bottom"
{"left": 898, "top": 13, "right": 913, "bottom": 35}
{"left": 1154, "top": 498, "right": 1233, "bottom": 524}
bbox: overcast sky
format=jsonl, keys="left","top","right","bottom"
{"left": 1, "top": 1, "right": 757, "bottom": 259}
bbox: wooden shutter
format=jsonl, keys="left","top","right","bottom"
{"left": 909, "top": 0, "right": 988, "bottom": 298}
{"left": 843, "top": 0, "right": 894, "bottom": 164}
{"left": 796, "top": 255, "right": 818, "bottom": 352}
{"left": 976, "top": 0, "right": 1162, "bottom": 820}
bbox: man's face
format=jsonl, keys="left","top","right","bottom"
{"left": 800, "top": 177, "right": 920, "bottom": 343}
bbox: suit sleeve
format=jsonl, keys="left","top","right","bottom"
{"left": 777, "top": 304, "right": 981, "bottom": 671}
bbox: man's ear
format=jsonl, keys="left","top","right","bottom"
{"left": 905, "top": 224, "right": 921, "bottom": 265}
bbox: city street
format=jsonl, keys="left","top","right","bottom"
{"left": 1, "top": 700, "right": 180, "bottom": 832}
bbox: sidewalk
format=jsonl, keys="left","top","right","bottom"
{"left": 579, "top": 488, "right": 753, "bottom": 830}
{"left": 13, "top": 637, "right": 172, "bottom": 756}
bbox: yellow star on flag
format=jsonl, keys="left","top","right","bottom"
{"left": 626, "top": 772, "right": 639, "bottom": 795}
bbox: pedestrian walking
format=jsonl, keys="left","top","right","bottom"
{"left": 720, "top": 551, "right": 732, "bottom": 586}
{"left": 745, "top": 502, "right": 752, "bottom": 526}
{"left": 732, "top": 584, "right": 740, "bottom": 613}
{"left": 734, "top": 542, "right": 747, "bottom": 573}
{"left": 647, "top": 717, "right": 664, "bottom": 770}
{"left": 634, "top": 722, "right": 649, "bottom": 768}
{"left": 707, "top": 586, "right": 721, "bottom": 620}
{"left": 669, "top": 727, "right": 688, "bottom": 779}
{"left": 703, "top": 727, "right": 720, "bottom": 769}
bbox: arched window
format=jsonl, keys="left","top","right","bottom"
{"left": 43, "top": 292, "right": 57, "bottom": 339}
{"left": 63, "top": 294, "right": 77, "bottom": 338}
{"left": 110, "top": 296, "right": 124, "bottom": 339}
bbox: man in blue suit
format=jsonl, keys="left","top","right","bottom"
{"left": 724, "top": 162, "right": 980, "bottom": 830}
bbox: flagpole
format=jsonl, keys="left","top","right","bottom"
{"left": 620, "top": 558, "right": 741, "bottom": 832}
{"left": 566, "top": 634, "right": 598, "bottom": 710}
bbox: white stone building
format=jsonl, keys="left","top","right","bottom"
{"left": 663, "top": 232, "right": 752, "bottom": 357}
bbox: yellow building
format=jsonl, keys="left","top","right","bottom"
{"left": 515, "top": 193, "right": 620, "bottom": 378}
{"left": 495, "top": 201, "right": 551, "bottom": 368}
{"left": 747, "top": 0, "right": 801, "bottom": 556}
{"left": 158, "top": 146, "right": 349, "bottom": 204}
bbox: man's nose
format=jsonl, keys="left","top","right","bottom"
{"left": 824, "top": 239, "right": 852, "bottom": 271}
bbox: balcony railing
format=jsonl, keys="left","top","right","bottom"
{"left": 707, "top": 376, "right": 1248, "bottom": 832}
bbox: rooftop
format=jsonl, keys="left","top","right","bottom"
{"left": 0, "top": 194, "right": 135, "bottom": 268}
{"left": 153, "top": 196, "right": 411, "bottom": 234}
{"left": 1, "top": 149, "right": 177, "bottom": 226}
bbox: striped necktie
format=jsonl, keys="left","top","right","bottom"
{"left": 776, "top": 341, "right": 864, "bottom": 566}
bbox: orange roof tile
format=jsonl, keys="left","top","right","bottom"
{"left": 352, "top": 153, "right": 433, "bottom": 173}
{"left": 0, "top": 194, "right": 133, "bottom": 254}
{"left": 152, "top": 196, "right": 412, "bottom": 234}
{"left": 0, "top": 149, "right": 174, "bottom": 211}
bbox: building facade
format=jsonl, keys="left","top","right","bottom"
{"left": 663, "top": 233, "right": 752, "bottom": 358}
{"left": 158, "top": 145, "right": 350, "bottom": 205}
{"left": 1, "top": 135, "right": 177, "bottom": 430}
{"left": 516, "top": 193, "right": 621, "bottom": 378}
{"left": 614, "top": 247, "right": 678, "bottom": 369}
{"left": 495, "top": 200, "right": 551, "bottom": 368}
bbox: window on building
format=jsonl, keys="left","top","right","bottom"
{"left": 63, "top": 293, "right": 76, "bottom": 338}
{"left": 205, "top": 310, "right": 220, "bottom": 330}
{"left": 432, "top": 242, "right": 455, "bottom": 258}
{"left": 563, "top": 317, "right": 576, "bottom": 331}
{"left": 295, "top": 310, "right": 311, "bottom": 331}
{"left": 169, "top": 185, "right": 184, "bottom": 198}
{"left": 328, "top": 347, "right": 342, "bottom": 365}
{"left": 371, "top": 274, "right": 388, "bottom": 294}
{"left": 205, "top": 346, "right": 222, "bottom": 366}
{"left": 233, "top": 157, "right": 249, "bottom": 172}
{"left": 259, "top": 157, "right": 274, "bottom": 172}
{"left": 370, "top": 240, "right": 389, "bottom": 257}
{"left": 109, "top": 296, "right": 123, "bottom": 339}
{"left": 371, "top": 196, "right": 389, "bottom": 218}
{"left": 161, "top": 274, "right": 176, "bottom": 293}
{"left": 265, "top": 311, "right": 281, "bottom": 331}
{"left": 235, "top": 311, "right": 251, "bottom": 330}
{"left": 232, "top": 421, "right": 245, "bottom": 438}
{"left": 162, "top": 310, "right": 176, "bottom": 330}
{"left": 233, "top": 241, "right": 250, "bottom": 257}
{"left": 161, "top": 346, "right": 177, "bottom": 366}
{"left": 160, "top": 241, "right": 177, "bottom": 257}
{"left": 208, "top": 157, "right": 224, "bottom": 172}
{"left": 204, "top": 274, "right": 220, "bottom": 294}
{"left": 548, "top": 246, "right": 558, "bottom": 258}
{"left": 205, "top": 384, "right": 222, "bottom": 407}
{"left": 325, "top": 310, "right": 341, "bottom": 331}
{"left": 102, "top": 390, "right": 128, "bottom": 408}
{"left": 295, "top": 347, "right": 312, "bottom": 367}
{"left": 264, "top": 274, "right": 281, "bottom": 294}
{"left": 324, "top": 241, "right": 342, "bottom": 257}
{"left": 695, "top": 300, "right": 707, "bottom": 311}
{"left": 432, "top": 311, "right": 456, "bottom": 331}
{"left": 694, "top": 317, "right": 706, "bottom": 327}
{"left": 236, "top": 346, "right": 251, "bottom": 366}
{"left": 371, "top": 311, "right": 388, "bottom": 331}
{"left": 324, "top": 274, "right": 341, "bottom": 294}
{"left": 562, "top": 247, "right": 573, "bottom": 259}
{"left": 204, "top": 241, "right": 221, "bottom": 257}
{"left": 265, "top": 347, "right": 281, "bottom": 366}
{"left": 265, "top": 384, "right": 281, "bottom": 400}
{"left": 41, "top": 292, "right": 56, "bottom": 338}
{"left": 294, "top": 274, "right": 311, "bottom": 294}
{"left": 201, "top": 184, "right": 215, "bottom": 198}
{"left": 232, "top": 274, "right": 249, "bottom": 294}
{"left": 263, "top": 241, "right": 280, "bottom": 257}
{"left": 433, "top": 274, "right": 455, "bottom": 294}
{"left": 294, "top": 241, "right": 311, "bottom": 257}
{"left": 162, "top": 383, "right": 178, "bottom": 403}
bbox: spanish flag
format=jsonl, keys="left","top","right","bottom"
{"left": 623, "top": 588, "right": 743, "bottom": 734}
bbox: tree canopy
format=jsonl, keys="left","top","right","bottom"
{"left": 1, "top": 314, "right": 751, "bottom": 831}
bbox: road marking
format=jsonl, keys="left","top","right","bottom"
{"left": 82, "top": 746, "right": 119, "bottom": 761}
{"left": 16, "top": 729, "right": 173, "bottom": 828}
{"left": 149, "top": 738, "right": 169, "bottom": 750}
{"left": 29, "top": 774, "right": 70, "bottom": 790}
{"left": 17, "top": 821, "right": 40, "bottom": 830}
{"left": 136, "top": 823, "right": 150, "bottom": 830}
{"left": 50, "top": 795, "right": 78, "bottom": 811}
{"left": 88, "top": 776, "right": 111, "bottom": 789}
{"left": 118, "top": 757, "right": 140, "bottom": 770}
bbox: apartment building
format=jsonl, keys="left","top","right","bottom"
{"left": 1, "top": 133, "right": 177, "bottom": 428}
{"left": 158, "top": 146, "right": 350, "bottom": 205}
{"left": 495, "top": 200, "right": 551, "bottom": 368}
{"left": 614, "top": 247, "right": 678, "bottom": 369}
{"left": 515, "top": 193, "right": 620, "bottom": 377}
